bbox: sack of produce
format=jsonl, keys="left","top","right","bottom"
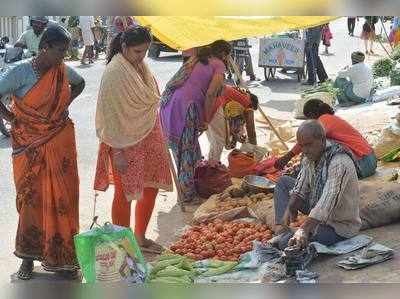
{"left": 74, "top": 222, "right": 147, "bottom": 283}
{"left": 193, "top": 193, "right": 252, "bottom": 224}
{"left": 359, "top": 180, "right": 400, "bottom": 230}
{"left": 194, "top": 160, "right": 232, "bottom": 198}
{"left": 228, "top": 149, "right": 258, "bottom": 178}
{"left": 193, "top": 183, "right": 275, "bottom": 225}
{"left": 247, "top": 198, "right": 276, "bottom": 229}
{"left": 373, "top": 114, "right": 400, "bottom": 159}
{"left": 372, "top": 58, "right": 395, "bottom": 78}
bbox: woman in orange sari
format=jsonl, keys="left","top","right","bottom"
{"left": 0, "top": 26, "right": 85, "bottom": 280}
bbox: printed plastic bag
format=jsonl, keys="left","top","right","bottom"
{"left": 74, "top": 222, "right": 147, "bottom": 283}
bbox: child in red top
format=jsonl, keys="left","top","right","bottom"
{"left": 212, "top": 84, "right": 255, "bottom": 117}
{"left": 275, "top": 99, "right": 377, "bottom": 178}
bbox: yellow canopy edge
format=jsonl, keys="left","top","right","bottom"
{"left": 135, "top": 16, "right": 340, "bottom": 50}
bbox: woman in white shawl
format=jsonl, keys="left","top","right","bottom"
{"left": 94, "top": 26, "right": 172, "bottom": 254}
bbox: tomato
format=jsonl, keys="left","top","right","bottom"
{"left": 200, "top": 250, "right": 208, "bottom": 256}
{"left": 216, "top": 250, "right": 224, "bottom": 256}
{"left": 170, "top": 244, "right": 177, "bottom": 251}
{"left": 246, "top": 236, "right": 254, "bottom": 243}
{"left": 186, "top": 253, "right": 196, "bottom": 259}
{"left": 204, "top": 243, "right": 212, "bottom": 250}
{"left": 213, "top": 218, "right": 223, "bottom": 225}
{"left": 206, "top": 234, "right": 214, "bottom": 241}
{"left": 220, "top": 255, "right": 227, "bottom": 260}
{"left": 215, "top": 224, "right": 224, "bottom": 233}
{"left": 224, "top": 229, "right": 232, "bottom": 236}
{"left": 216, "top": 236, "right": 225, "bottom": 243}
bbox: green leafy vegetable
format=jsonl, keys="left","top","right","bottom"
{"left": 372, "top": 58, "right": 395, "bottom": 78}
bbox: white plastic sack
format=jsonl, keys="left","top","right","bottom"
{"left": 294, "top": 92, "right": 335, "bottom": 119}
{"left": 369, "top": 86, "right": 400, "bottom": 103}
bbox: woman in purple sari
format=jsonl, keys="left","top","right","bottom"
{"left": 160, "top": 40, "right": 231, "bottom": 203}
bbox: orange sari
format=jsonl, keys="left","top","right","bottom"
{"left": 11, "top": 64, "right": 79, "bottom": 272}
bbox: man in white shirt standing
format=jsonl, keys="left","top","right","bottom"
{"left": 79, "top": 16, "right": 95, "bottom": 64}
{"left": 334, "top": 51, "right": 373, "bottom": 106}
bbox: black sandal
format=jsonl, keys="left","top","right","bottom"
{"left": 17, "top": 260, "right": 34, "bottom": 280}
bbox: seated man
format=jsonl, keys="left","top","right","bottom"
{"left": 273, "top": 120, "right": 361, "bottom": 250}
{"left": 334, "top": 51, "right": 373, "bottom": 106}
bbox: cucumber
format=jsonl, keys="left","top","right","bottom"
{"left": 150, "top": 257, "right": 184, "bottom": 274}
{"left": 156, "top": 266, "right": 192, "bottom": 277}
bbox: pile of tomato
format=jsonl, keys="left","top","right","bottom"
{"left": 169, "top": 219, "right": 273, "bottom": 261}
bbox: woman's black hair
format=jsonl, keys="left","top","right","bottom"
{"left": 106, "top": 25, "right": 152, "bottom": 64}
{"left": 303, "top": 98, "right": 335, "bottom": 119}
{"left": 38, "top": 25, "right": 71, "bottom": 50}
{"left": 197, "top": 39, "right": 231, "bottom": 65}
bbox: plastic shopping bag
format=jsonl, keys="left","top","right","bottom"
{"left": 74, "top": 222, "right": 147, "bottom": 283}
